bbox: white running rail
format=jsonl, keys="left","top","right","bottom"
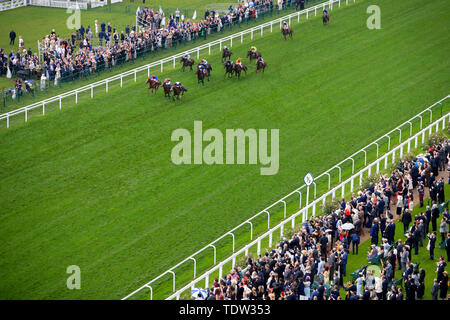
{"left": 122, "top": 94, "right": 450, "bottom": 300}
{"left": 0, "top": 0, "right": 26, "bottom": 11}
{"left": 165, "top": 110, "right": 450, "bottom": 300}
{"left": 0, "top": 0, "right": 353, "bottom": 128}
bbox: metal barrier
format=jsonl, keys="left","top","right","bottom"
{"left": 121, "top": 94, "right": 450, "bottom": 300}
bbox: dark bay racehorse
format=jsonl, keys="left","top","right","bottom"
{"left": 173, "top": 84, "right": 188, "bottom": 100}
{"left": 146, "top": 77, "right": 161, "bottom": 94}
{"left": 234, "top": 63, "right": 247, "bottom": 79}
{"left": 224, "top": 60, "right": 234, "bottom": 78}
{"left": 323, "top": 12, "right": 330, "bottom": 25}
{"left": 246, "top": 50, "right": 261, "bottom": 64}
{"left": 196, "top": 64, "right": 212, "bottom": 85}
{"left": 180, "top": 56, "right": 195, "bottom": 71}
{"left": 281, "top": 27, "right": 293, "bottom": 40}
{"left": 256, "top": 59, "right": 267, "bottom": 74}
{"left": 162, "top": 82, "right": 172, "bottom": 98}
{"left": 222, "top": 48, "right": 232, "bottom": 62}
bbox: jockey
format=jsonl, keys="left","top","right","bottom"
{"left": 257, "top": 56, "right": 264, "bottom": 64}
{"left": 164, "top": 78, "right": 172, "bottom": 88}
{"left": 323, "top": 9, "right": 328, "bottom": 15}
{"left": 184, "top": 53, "right": 191, "bottom": 60}
{"left": 200, "top": 58, "right": 208, "bottom": 66}
{"left": 283, "top": 21, "right": 288, "bottom": 30}
{"left": 150, "top": 74, "right": 158, "bottom": 81}
{"left": 223, "top": 45, "right": 228, "bottom": 51}
{"left": 250, "top": 46, "right": 257, "bottom": 53}
{"left": 236, "top": 57, "right": 242, "bottom": 67}
{"left": 174, "top": 81, "right": 184, "bottom": 90}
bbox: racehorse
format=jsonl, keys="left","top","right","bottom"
{"left": 281, "top": 27, "right": 293, "bottom": 40}
{"left": 233, "top": 63, "right": 247, "bottom": 79}
{"left": 196, "top": 64, "right": 212, "bottom": 85}
{"left": 162, "top": 82, "right": 172, "bottom": 99}
{"left": 256, "top": 59, "right": 267, "bottom": 74}
{"left": 173, "top": 84, "right": 188, "bottom": 100}
{"left": 323, "top": 12, "right": 330, "bottom": 25}
{"left": 222, "top": 48, "right": 232, "bottom": 62}
{"left": 146, "top": 77, "right": 161, "bottom": 94}
{"left": 246, "top": 50, "right": 261, "bottom": 64}
{"left": 180, "top": 56, "right": 195, "bottom": 71}
{"left": 224, "top": 60, "right": 234, "bottom": 78}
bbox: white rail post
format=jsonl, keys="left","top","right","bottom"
{"left": 59, "top": 96, "right": 62, "bottom": 110}
{"left": 25, "top": 108, "right": 27, "bottom": 122}
{"left": 106, "top": 80, "right": 108, "bottom": 92}
{"left": 296, "top": 191, "right": 302, "bottom": 208}
{"left": 257, "top": 238, "right": 261, "bottom": 255}
{"left": 281, "top": 200, "right": 287, "bottom": 218}
{"left": 246, "top": 221, "right": 253, "bottom": 240}
{"left": 269, "top": 231, "right": 273, "bottom": 247}
{"left": 90, "top": 85, "right": 93, "bottom": 98}
{"left": 147, "top": 285, "right": 153, "bottom": 300}
{"left": 228, "top": 232, "right": 235, "bottom": 253}
{"left": 173, "top": 57, "right": 175, "bottom": 69}
{"left": 75, "top": 90, "right": 78, "bottom": 104}
{"left": 251, "top": 29, "right": 253, "bottom": 40}
{"left": 134, "top": 70, "right": 137, "bottom": 82}
{"left": 197, "top": 47, "right": 200, "bottom": 59}
{"left": 241, "top": 32, "right": 243, "bottom": 43}
{"left": 189, "top": 257, "right": 197, "bottom": 278}
{"left": 280, "top": 223, "right": 284, "bottom": 238}
{"left": 397, "top": 128, "right": 402, "bottom": 143}
{"left": 120, "top": 75, "right": 123, "bottom": 87}
{"left": 315, "top": 7, "right": 317, "bottom": 16}
{"left": 208, "top": 43, "right": 211, "bottom": 55}
{"left": 350, "top": 158, "right": 355, "bottom": 173}
{"left": 209, "top": 244, "right": 217, "bottom": 264}
{"left": 220, "top": 39, "right": 222, "bottom": 51}
{"left": 264, "top": 210, "right": 270, "bottom": 229}
{"left": 168, "top": 271, "right": 176, "bottom": 292}
{"left": 148, "top": 66, "right": 150, "bottom": 77}
{"left": 306, "top": 11, "right": 308, "bottom": 19}
{"left": 230, "top": 37, "right": 233, "bottom": 48}
{"left": 205, "top": 273, "right": 209, "bottom": 289}
{"left": 261, "top": 25, "right": 263, "bottom": 37}
{"left": 6, "top": 115, "right": 9, "bottom": 128}
{"left": 42, "top": 102, "right": 45, "bottom": 115}
{"left": 161, "top": 61, "right": 163, "bottom": 72}
{"left": 336, "top": 165, "right": 342, "bottom": 181}
{"left": 271, "top": 21, "right": 273, "bottom": 32}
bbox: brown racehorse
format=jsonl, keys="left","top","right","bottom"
{"left": 180, "top": 56, "right": 195, "bottom": 71}
{"left": 146, "top": 77, "right": 161, "bottom": 94}
{"left": 173, "top": 84, "right": 188, "bottom": 100}
{"left": 256, "top": 59, "right": 267, "bottom": 74}
{"left": 195, "top": 67, "right": 209, "bottom": 86}
{"left": 162, "top": 82, "right": 172, "bottom": 99}
{"left": 234, "top": 63, "right": 247, "bottom": 79}
{"left": 246, "top": 50, "right": 261, "bottom": 64}
{"left": 224, "top": 60, "right": 234, "bottom": 78}
{"left": 222, "top": 48, "right": 232, "bottom": 62}
{"left": 281, "top": 27, "right": 293, "bottom": 40}
{"left": 323, "top": 12, "right": 330, "bottom": 25}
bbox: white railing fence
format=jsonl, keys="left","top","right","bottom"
{"left": 121, "top": 94, "right": 450, "bottom": 300}
{"left": 0, "top": 0, "right": 26, "bottom": 11}
{"left": 0, "top": 0, "right": 353, "bottom": 129}
{"left": 164, "top": 111, "right": 450, "bottom": 300}
{"left": 28, "top": 0, "right": 88, "bottom": 9}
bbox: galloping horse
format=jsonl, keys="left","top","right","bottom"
{"left": 196, "top": 64, "right": 212, "bottom": 85}
{"left": 173, "top": 84, "right": 188, "bottom": 100}
{"left": 162, "top": 82, "right": 172, "bottom": 98}
{"left": 246, "top": 50, "right": 261, "bottom": 64}
{"left": 224, "top": 60, "right": 234, "bottom": 78}
{"left": 256, "top": 59, "right": 267, "bottom": 74}
{"left": 180, "top": 56, "right": 195, "bottom": 71}
{"left": 233, "top": 63, "right": 247, "bottom": 79}
{"left": 281, "top": 27, "right": 293, "bottom": 40}
{"left": 323, "top": 12, "right": 330, "bottom": 25}
{"left": 222, "top": 47, "right": 232, "bottom": 62}
{"left": 146, "top": 77, "right": 161, "bottom": 94}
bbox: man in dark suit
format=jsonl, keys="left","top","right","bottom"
{"left": 385, "top": 220, "right": 395, "bottom": 244}
{"left": 431, "top": 204, "right": 440, "bottom": 232}
{"left": 370, "top": 219, "right": 379, "bottom": 246}
{"left": 445, "top": 233, "right": 450, "bottom": 262}
{"left": 402, "top": 209, "right": 412, "bottom": 234}
{"left": 396, "top": 239, "right": 404, "bottom": 271}
{"left": 9, "top": 30, "right": 16, "bottom": 45}
{"left": 428, "top": 232, "right": 437, "bottom": 260}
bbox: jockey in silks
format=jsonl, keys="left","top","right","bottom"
{"left": 323, "top": 8, "right": 328, "bottom": 16}
{"left": 199, "top": 59, "right": 208, "bottom": 73}
{"left": 150, "top": 74, "right": 158, "bottom": 81}
{"left": 164, "top": 78, "right": 172, "bottom": 88}
{"left": 257, "top": 56, "right": 264, "bottom": 64}
{"left": 236, "top": 57, "right": 243, "bottom": 67}
{"left": 283, "top": 21, "right": 289, "bottom": 31}
{"left": 184, "top": 53, "right": 191, "bottom": 61}
{"left": 250, "top": 46, "right": 257, "bottom": 53}
{"left": 174, "top": 81, "right": 185, "bottom": 90}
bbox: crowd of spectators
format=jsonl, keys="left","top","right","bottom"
{"left": 197, "top": 140, "right": 450, "bottom": 300}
